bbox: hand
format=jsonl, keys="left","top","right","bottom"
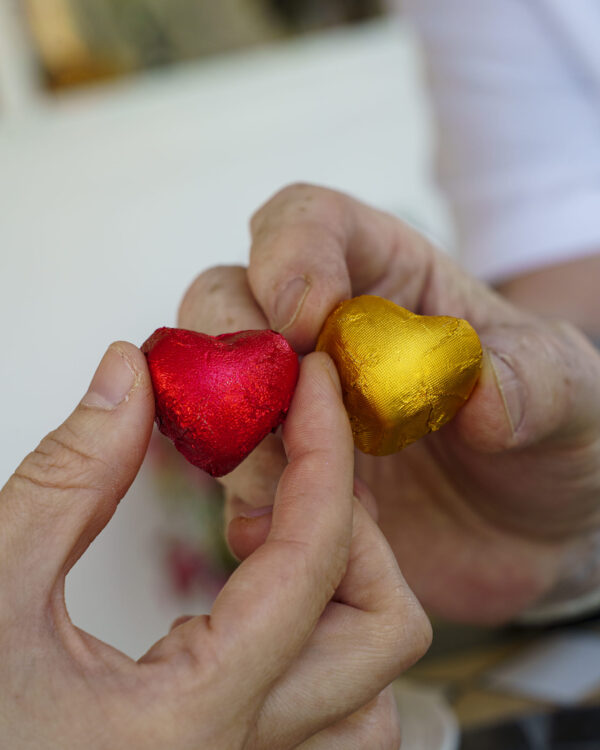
{"left": 179, "top": 183, "right": 600, "bottom": 625}
{"left": 0, "top": 342, "right": 430, "bottom": 749}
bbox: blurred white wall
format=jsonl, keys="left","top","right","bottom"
{"left": 0, "top": 17, "right": 450, "bottom": 657}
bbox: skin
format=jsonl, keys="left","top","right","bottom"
{"left": 497, "top": 254, "right": 600, "bottom": 340}
{"left": 179, "top": 183, "right": 600, "bottom": 625}
{"left": 0, "top": 342, "right": 431, "bottom": 749}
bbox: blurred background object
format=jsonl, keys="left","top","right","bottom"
{"left": 148, "top": 432, "right": 236, "bottom": 600}
{"left": 20, "top": 0, "right": 384, "bottom": 90}
{"left": 268, "top": 0, "right": 384, "bottom": 31}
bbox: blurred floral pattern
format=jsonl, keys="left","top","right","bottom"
{"left": 148, "top": 430, "right": 237, "bottom": 600}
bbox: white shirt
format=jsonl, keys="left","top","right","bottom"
{"left": 403, "top": 0, "right": 600, "bottom": 282}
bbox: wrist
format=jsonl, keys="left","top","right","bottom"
{"left": 496, "top": 254, "right": 600, "bottom": 340}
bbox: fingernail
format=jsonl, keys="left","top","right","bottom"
{"left": 323, "top": 355, "right": 342, "bottom": 396}
{"left": 274, "top": 276, "right": 310, "bottom": 332}
{"left": 238, "top": 504, "right": 273, "bottom": 519}
{"left": 488, "top": 350, "right": 525, "bottom": 434}
{"left": 81, "top": 346, "right": 137, "bottom": 410}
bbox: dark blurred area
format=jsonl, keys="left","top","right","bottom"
{"left": 271, "top": 0, "right": 384, "bottom": 29}
{"left": 21, "top": 0, "right": 385, "bottom": 90}
{"left": 460, "top": 706, "right": 600, "bottom": 750}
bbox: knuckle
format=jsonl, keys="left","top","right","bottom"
{"left": 411, "top": 607, "right": 434, "bottom": 662}
{"left": 276, "top": 534, "right": 347, "bottom": 607}
{"left": 401, "top": 602, "right": 433, "bottom": 666}
{"left": 377, "top": 597, "right": 432, "bottom": 673}
{"left": 250, "top": 182, "right": 331, "bottom": 236}
{"left": 177, "top": 265, "right": 246, "bottom": 329}
{"left": 250, "top": 182, "right": 314, "bottom": 228}
{"left": 291, "top": 536, "right": 337, "bottom": 593}
{"left": 275, "top": 181, "right": 323, "bottom": 207}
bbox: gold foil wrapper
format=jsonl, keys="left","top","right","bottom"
{"left": 316, "top": 295, "right": 483, "bottom": 455}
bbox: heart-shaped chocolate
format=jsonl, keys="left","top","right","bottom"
{"left": 142, "top": 327, "right": 299, "bottom": 477}
{"left": 316, "top": 295, "right": 482, "bottom": 455}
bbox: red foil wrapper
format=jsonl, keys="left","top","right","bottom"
{"left": 142, "top": 327, "right": 299, "bottom": 477}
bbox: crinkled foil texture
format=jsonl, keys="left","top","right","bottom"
{"left": 142, "top": 327, "right": 299, "bottom": 477}
{"left": 316, "top": 296, "right": 482, "bottom": 455}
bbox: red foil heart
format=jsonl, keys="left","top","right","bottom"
{"left": 141, "top": 327, "right": 299, "bottom": 477}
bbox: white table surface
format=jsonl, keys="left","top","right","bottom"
{"left": 0, "top": 17, "right": 450, "bottom": 657}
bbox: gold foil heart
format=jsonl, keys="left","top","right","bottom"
{"left": 316, "top": 295, "right": 482, "bottom": 455}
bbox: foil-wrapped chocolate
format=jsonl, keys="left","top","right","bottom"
{"left": 316, "top": 296, "right": 482, "bottom": 455}
{"left": 142, "top": 327, "right": 299, "bottom": 477}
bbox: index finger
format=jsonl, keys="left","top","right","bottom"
{"left": 174, "top": 352, "right": 355, "bottom": 691}
{"left": 247, "top": 183, "right": 516, "bottom": 353}
{"left": 247, "top": 184, "right": 431, "bottom": 353}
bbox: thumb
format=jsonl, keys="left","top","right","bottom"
{"left": 0, "top": 342, "right": 154, "bottom": 608}
{"left": 453, "top": 319, "right": 600, "bottom": 452}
